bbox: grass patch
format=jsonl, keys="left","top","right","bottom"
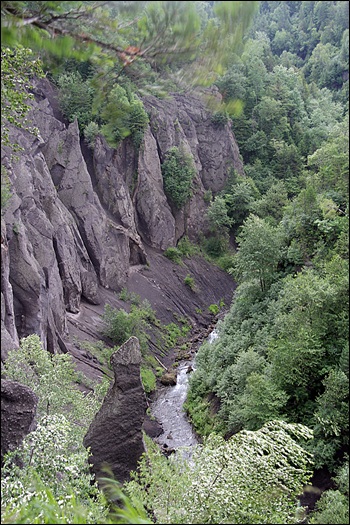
{"left": 140, "top": 366, "right": 157, "bottom": 394}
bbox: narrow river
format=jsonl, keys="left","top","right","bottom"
{"left": 150, "top": 329, "right": 218, "bottom": 453}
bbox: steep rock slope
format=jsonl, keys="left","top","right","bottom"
{"left": 84, "top": 336, "right": 147, "bottom": 484}
{"left": 1, "top": 79, "right": 241, "bottom": 377}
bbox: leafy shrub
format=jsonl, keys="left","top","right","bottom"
{"left": 215, "top": 253, "right": 236, "bottom": 271}
{"left": 118, "top": 287, "right": 141, "bottom": 305}
{"left": 309, "top": 461, "right": 349, "bottom": 524}
{"left": 202, "top": 234, "right": 229, "bottom": 257}
{"left": 118, "top": 287, "right": 130, "bottom": 301}
{"left": 1, "top": 46, "right": 44, "bottom": 152}
{"left": 183, "top": 393, "right": 218, "bottom": 436}
{"left": 78, "top": 340, "right": 115, "bottom": 375}
{"left": 177, "top": 235, "right": 199, "bottom": 257}
{"left": 1, "top": 461, "right": 150, "bottom": 524}
{"left": 97, "top": 85, "right": 148, "bottom": 149}
{"left": 102, "top": 301, "right": 156, "bottom": 353}
{"left": 163, "top": 322, "right": 191, "bottom": 349}
{"left": 83, "top": 121, "right": 100, "bottom": 149}
{"left": 184, "top": 274, "right": 195, "bottom": 290}
{"left": 203, "top": 189, "right": 213, "bottom": 203}
{"left": 161, "top": 146, "right": 195, "bottom": 209}
{"left": 207, "top": 195, "right": 233, "bottom": 231}
{"left": 208, "top": 303, "right": 220, "bottom": 315}
{"left": 1, "top": 335, "right": 116, "bottom": 524}
{"left": 57, "top": 71, "right": 94, "bottom": 131}
{"left": 1, "top": 415, "right": 101, "bottom": 511}
{"left": 103, "top": 306, "right": 135, "bottom": 345}
{"left": 128, "top": 101, "right": 149, "bottom": 148}
{"left": 163, "top": 246, "right": 183, "bottom": 264}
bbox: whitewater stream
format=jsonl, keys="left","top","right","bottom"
{"left": 150, "top": 329, "right": 218, "bottom": 454}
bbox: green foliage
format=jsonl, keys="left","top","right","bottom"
{"left": 226, "top": 372, "right": 289, "bottom": 433}
{"left": 267, "top": 263, "right": 349, "bottom": 436}
{"left": 125, "top": 421, "right": 313, "bottom": 524}
{"left": 97, "top": 85, "right": 148, "bottom": 148}
{"left": 214, "top": 0, "right": 346, "bottom": 190}
{"left": 224, "top": 179, "right": 260, "bottom": 228}
{"left": 307, "top": 118, "right": 349, "bottom": 201}
{"left": 55, "top": 69, "right": 148, "bottom": 147}
{"left": 161, "top": 147, "right": 195, "bottom": 209}
{"left": 118, "top": 287, "right": 141, "bottom": 305}
{"left": 232, "top": 214, "right": 284, "bottom": 291}
{"left": 1, "top": 1, "right": 258, "bottom": 89}
{"left": 1, "top": 470, "right": 151, "bottom": 524}
{"left": 56, "top": 71, "right": 94, "bottom": 131}
{"left": 1, "top": 415, "right": 106, "bottom": 522}
{"left": 206, "top": 195, "right": 233, "bottom": 232}
{"left": 1, "top": 335, "right": 151, "bottom": 524}
{"left": 183, "top": 392, "right": 219, "bottom": 437}
{"left": 184, "top": 274, "right": 195, "bottom": 291}
{"left": 251, "top": 181, "right": 289, "bottom": 223}
{"left": 163, "top": 237, "right": 199, "bottom": 265}
{"left": 102, "top": 301, "right": 155, "bottom": 353}
{"left": 189, "top": 247, "right": 348, "bottom": 468}
{"left": 201, "top": 233, "right": 229, "bottom": 258}
{"left": 163, "top": 321, "right": 190, "bottom": 349}
{"left": 177, "top": 236, "right": 199, "bottom": 257}
{"left": 1, "top": 471, "right": 106, "bottom": 524}
{"left": 2, "top": 335, "right": 102, "bottom": 431}
{"left": 1, "top": 46, "right": 44, "bottom": 152}
{"left": 140, "top": 366, "right": 156, "bottom": 394}
{"left": 208, "top": 303, "right": 219, "bottom": 316}
{"left": 1, "top": 336, "right": 110, "bottom": 523}
{"left": 312, "top": 368, "right": 349, "bottom": 469}
{"left": 83, "top": 121, "right": 100, "bottom": 149}
{"left": 203, "top": 189, "right": 213, "bottom": 203}
{"left": 2, "top": 3, "right": 349, "bottom": 522}
{"left": 1, "top": 166, "right": 11, "bottom": 212}
{"left": 309, "top": 489, "right": 349, "bottom": 525}
{"left": 163, "top": 246, "right": 183, "bottom": 264}
{"left": 78, "top": 339, "right": 115, "bottom": 376}
{"left": 127, "top": 100, "right": 149, "bottom": 148}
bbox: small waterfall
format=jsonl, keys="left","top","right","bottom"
{"left": 208, "top": 328, "right": 219, "bottom": 343}
{"left": 151, "top": 361, "right": 198, "bottom": 452}
{"left": 150, "top": 328, "right": 218, "bottom": 453}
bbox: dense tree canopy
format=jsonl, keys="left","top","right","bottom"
{"left": 186, "top": 4, "right": 349, "bottom": 524}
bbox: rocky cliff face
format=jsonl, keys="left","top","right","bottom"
{"left": 1, "top": 380, "right": 38, "bottom": 462}
{"left": 1, "top": 78, "right": 241, "bottom": 366}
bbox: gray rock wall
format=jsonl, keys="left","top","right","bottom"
{"left": 83, "top": 337, "right": 147, "bottom": 484}
{"left": 1, "top": 380, "right": 38, "bottom": 462}
{"left": 1, "top": 79, "right": 242, "bottom": 357}
{"left": 143, "top": 88, "right": 244, "bottom": 240}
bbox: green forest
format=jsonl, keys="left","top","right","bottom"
{"left": 1, "top": 1, "right": 349, "bottom": 524}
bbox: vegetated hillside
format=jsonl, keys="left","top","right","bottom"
{"left": 185, "top": 1, "right": 349, "bottom": 522}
